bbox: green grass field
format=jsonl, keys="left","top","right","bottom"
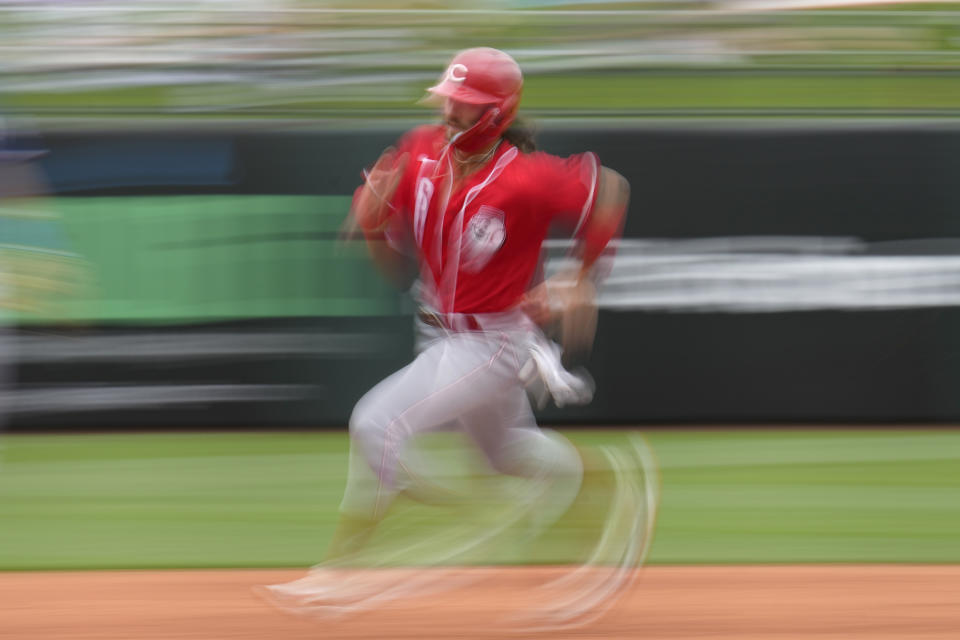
{"left": 1, "top": 428, "right": 958, "bottom": 571}
{"left": 11, "top": 73, "right": 960, "bottom": 116}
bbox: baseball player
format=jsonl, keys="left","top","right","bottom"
{"left": 264, "top": 48, "right": 651, "bottom": 623}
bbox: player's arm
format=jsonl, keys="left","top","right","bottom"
{"left": 529, "top": 165, "right": 629, "bottom": 362}
{"left": 350, "top": 147, "right": 407, "bottom": 235}
{"left": 575, "top": 165, "right": 629, "bottom": 282}
{"left": 365, "top": 232, "right": 417, "bottom": 292}
{"left": 347, "top": 148, "right": 417, "bottom": 290}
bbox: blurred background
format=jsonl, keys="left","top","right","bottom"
{"left": 2, "top": 0, "right": 960, "bottom": 430}
{"left": 1, "top": 0, "right": 959, "bottom": 119}
{"left": 1, "top": 0, "right": 959, "bottom": 578}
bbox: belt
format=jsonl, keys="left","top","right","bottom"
{"left": 417, "top": 309, "right": 482, "bottom": 332}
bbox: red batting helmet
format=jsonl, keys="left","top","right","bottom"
{"left": 426, "top": 47, "right": 523, "bottom": 153}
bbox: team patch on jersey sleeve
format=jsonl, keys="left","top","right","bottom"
{"left": 461, "top": 205, "right": 506, "bottom": 272}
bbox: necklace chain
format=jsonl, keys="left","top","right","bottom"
{"left": 453, "top": 141, "right": 499, "bottom": 166}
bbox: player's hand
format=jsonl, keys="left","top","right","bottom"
{"left": 553, "top": 274, "right": 598, "bottom": 365}
{"left": 519, "top": 281, "right": 553, "bottom": 326}
{"left": 521, "top": 271, "right": 598, "bottom": 364}
{"left": 353, "top": 148, "right": 409, "bottom": 233}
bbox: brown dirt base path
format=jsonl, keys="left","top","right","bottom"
{"left": 2, "top": 566, "right": 958, "bottom": 640}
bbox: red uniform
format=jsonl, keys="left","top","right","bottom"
{"left": 383, "top": 125, "right": 600, "bottom": 314}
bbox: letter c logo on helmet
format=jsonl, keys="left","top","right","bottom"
{"left": 447, "top": 63, "right": 468, "bottom": 84}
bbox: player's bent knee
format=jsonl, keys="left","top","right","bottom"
{"left": 540, "top": 429, "right": 584, "bottom": 479}
{"left": 348, "top": 404, "right": 385, "bottom": 462}
{"left": 348, "top": 402, "right": 412, "bottom": 488}
{"left": 491, "top": 428, "right": 583, "bottom": 480}
{"left": 348, "top": 395, "right": 384, "bottom": 439}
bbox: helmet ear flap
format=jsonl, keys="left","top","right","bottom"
{"left": 473, "top": 106, "right": 501, "bottom": 134}
{"left": 449, "top": 92, "right": 520, "bottom": 154}
{"left": 498, "top": 92, "right": 520, "bottom": 129}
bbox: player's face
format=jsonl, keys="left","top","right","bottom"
{"left": 443, "top": 98, "right": 489, "bottom": 140}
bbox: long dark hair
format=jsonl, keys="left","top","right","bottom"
{"left": 503, "top": 116, "right": 537, "bottom": 153}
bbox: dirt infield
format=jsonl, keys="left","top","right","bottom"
{"left": 2, "top": 566, "right": 958, "bottom": 639}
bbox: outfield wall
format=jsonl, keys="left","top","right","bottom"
{"left": 7, "top": 123, "right": 960, "bottom": 428}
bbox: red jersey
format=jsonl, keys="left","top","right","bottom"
{"left": 378, "top": 124, "right": 599, "bottom": 314}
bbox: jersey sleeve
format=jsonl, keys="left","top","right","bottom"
{"left": 349, "top": 127, "right": 427, "bottom": 238}
{"left": 528, "top": 150, "right": 600, "bottom": 236}
{"left": 383, "top": 127, "right": 423, "bottom": 216}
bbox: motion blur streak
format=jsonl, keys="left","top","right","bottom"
{"left": 548, "top": 237, "right": 960, "bottom": 312}
{"left": 1, "top": 1, "right": 958, "bottom": 118}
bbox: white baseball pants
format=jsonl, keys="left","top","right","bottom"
{"left": 340, "top": 325, "right": 583, "bottom": 522}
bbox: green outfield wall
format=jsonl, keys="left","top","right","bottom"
{"left": 35, "top": 195, "right": 398, "bottom": 322}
